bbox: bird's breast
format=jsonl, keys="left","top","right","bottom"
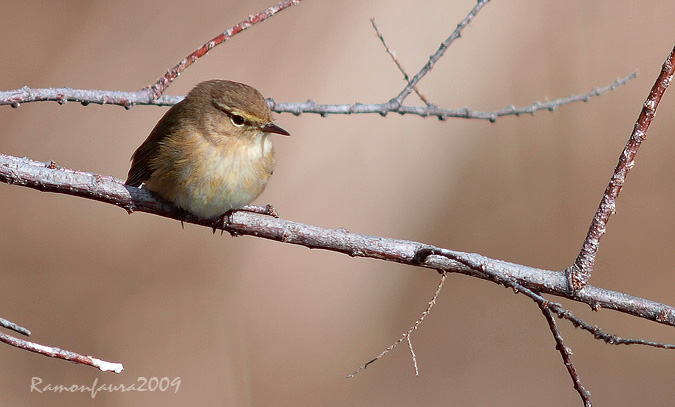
{"left": 151, "top": 133, "right": 276, "bottom": 220}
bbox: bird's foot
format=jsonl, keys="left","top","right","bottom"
{"left": 212, "top": 210, "right": 237, "bottom": 236}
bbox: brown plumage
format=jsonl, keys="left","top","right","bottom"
{"left": 126, "top": 80, "right": 289, "bottom": 220}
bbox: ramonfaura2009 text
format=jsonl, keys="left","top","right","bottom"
{"left": 30, "top": 376, "right": 181, "bottom": 398}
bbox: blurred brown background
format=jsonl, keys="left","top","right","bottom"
{"left": 1, "top": 1, "right": 675, "bottom": 406}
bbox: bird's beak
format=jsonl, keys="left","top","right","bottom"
{"left": 262, "top": 122, "right": 290, "bottom": 136}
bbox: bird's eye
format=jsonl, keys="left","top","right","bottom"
{"left": 230, "top": 114, "right": 245, "bottom": 127}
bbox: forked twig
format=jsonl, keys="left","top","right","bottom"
{"left": 390, "top": 0, "right": 491, "bottom": 107}
{"left": 414, "top": 246, "right": 675, "bottom": 350}
{"left": 415, "top": 246, "right": 675, "bottom": 405}
{"left": 348, "top": 273, "right": 447, "bottom": 378}
{"left": 370, "top": 18, "right": 430, "bottom": 105}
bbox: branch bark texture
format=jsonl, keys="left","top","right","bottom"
{"left": 569, "top": 45, "right": 675, "bottom": 290}
{"left": 2, "top": 153, "right": 675, "bottom": 328}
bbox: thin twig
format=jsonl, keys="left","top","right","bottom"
{"left": 540, "top": 305, "right": 592, "bottom": 407}
{"left": 0, "top": 330, "right": 123, "bottom": 373}
{"left": 0, "top": 1, "right": 300, "bottom": 109}
{"left": 146, "top": 0, "right": 302, "bottom": 100}
{"left": 390, "top": 0, "right": 491, "bottom": 107}
{"left": 270, "top": 73, "right": 635, "bottom": 121}
{"left": 0, "top": 317, "right": 31, "bottom": 336}
{"left": 415, "top": 247, "right": 675, "bottom": 349}
{"left": 370, "top": 18, "right": 430, "bottom": 105}
{"left": 348, "top": 273, "right": 447, "bottom": 378}
{"left": 1, "top": 153, "right": 675, "bottom": 328}
{"left": 0, "top": 0, "right": 634, "bottom": 123}
{"left": 568, "top": 45, "right": 675, "bottom": 291}
{"left": 0, "top": 73, "right": 635, "bottom": 121}
{"left": 407, "top": 337, "right": 419, "bottom": 376}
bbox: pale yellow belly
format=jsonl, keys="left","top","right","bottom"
{"left": 147, "top": 134, "right": 275, "bottom": 220}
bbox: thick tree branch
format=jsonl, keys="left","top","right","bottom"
{"left": 2, "top": 153, "right": 675, "bottom": 328}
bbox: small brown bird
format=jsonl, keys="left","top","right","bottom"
{"left": 126, "top": 80, "right": 289, "bottom": 220}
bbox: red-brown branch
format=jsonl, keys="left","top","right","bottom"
{"left": 568, "top": 45, "right": 675, "bottom": 290}
{"left": 146, "top": 0, "right": 302, "bottom": 100}
{"left": 0, "top": 330, "right": 122, "bottom": 373}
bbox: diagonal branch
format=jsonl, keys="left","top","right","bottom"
{"left": 0, "top": 328, "right": 123, "bottom": 373}
{"left": 568, "top": 45, "right": 675, "bottom": 291}
{"left": 0, "top": 0, "right": 301, "bottom": 110}
{"left": 2, "top": 153, "right": 675, "bottom": 329}
{"left": 540, "top": 305, "right": 592, "bottom": 407}
{"left": 370, "top": 18, "right": 430, "bottom": 106}
{"left": 389, "top": 0, "right": 491, "bottom": 107}
{"left": 0, "top": 317, "right": 31, "bottom": 336}
{"left": 146, "top": 0, "right": 302, "bottom": 100}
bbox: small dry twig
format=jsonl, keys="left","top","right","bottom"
{"left": 540, "top": 305, "right": 591, "bottom": 407}
{"left": 147, "top": 0, "right": 302, "bottom": 100}
{"left": 0, "top": 317, "right": 31, "bottom": 336}
{"left": 0, "top": 0, "right": 300, "bottom": 109}
{"left": 370, "top": 18, "right": 430, "bottom": 105}
{"left": 348, "top": 273, "right": 447, "bottom": 378}
{"left": 0, "top": 325, "right": 122, "bottom": 373}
